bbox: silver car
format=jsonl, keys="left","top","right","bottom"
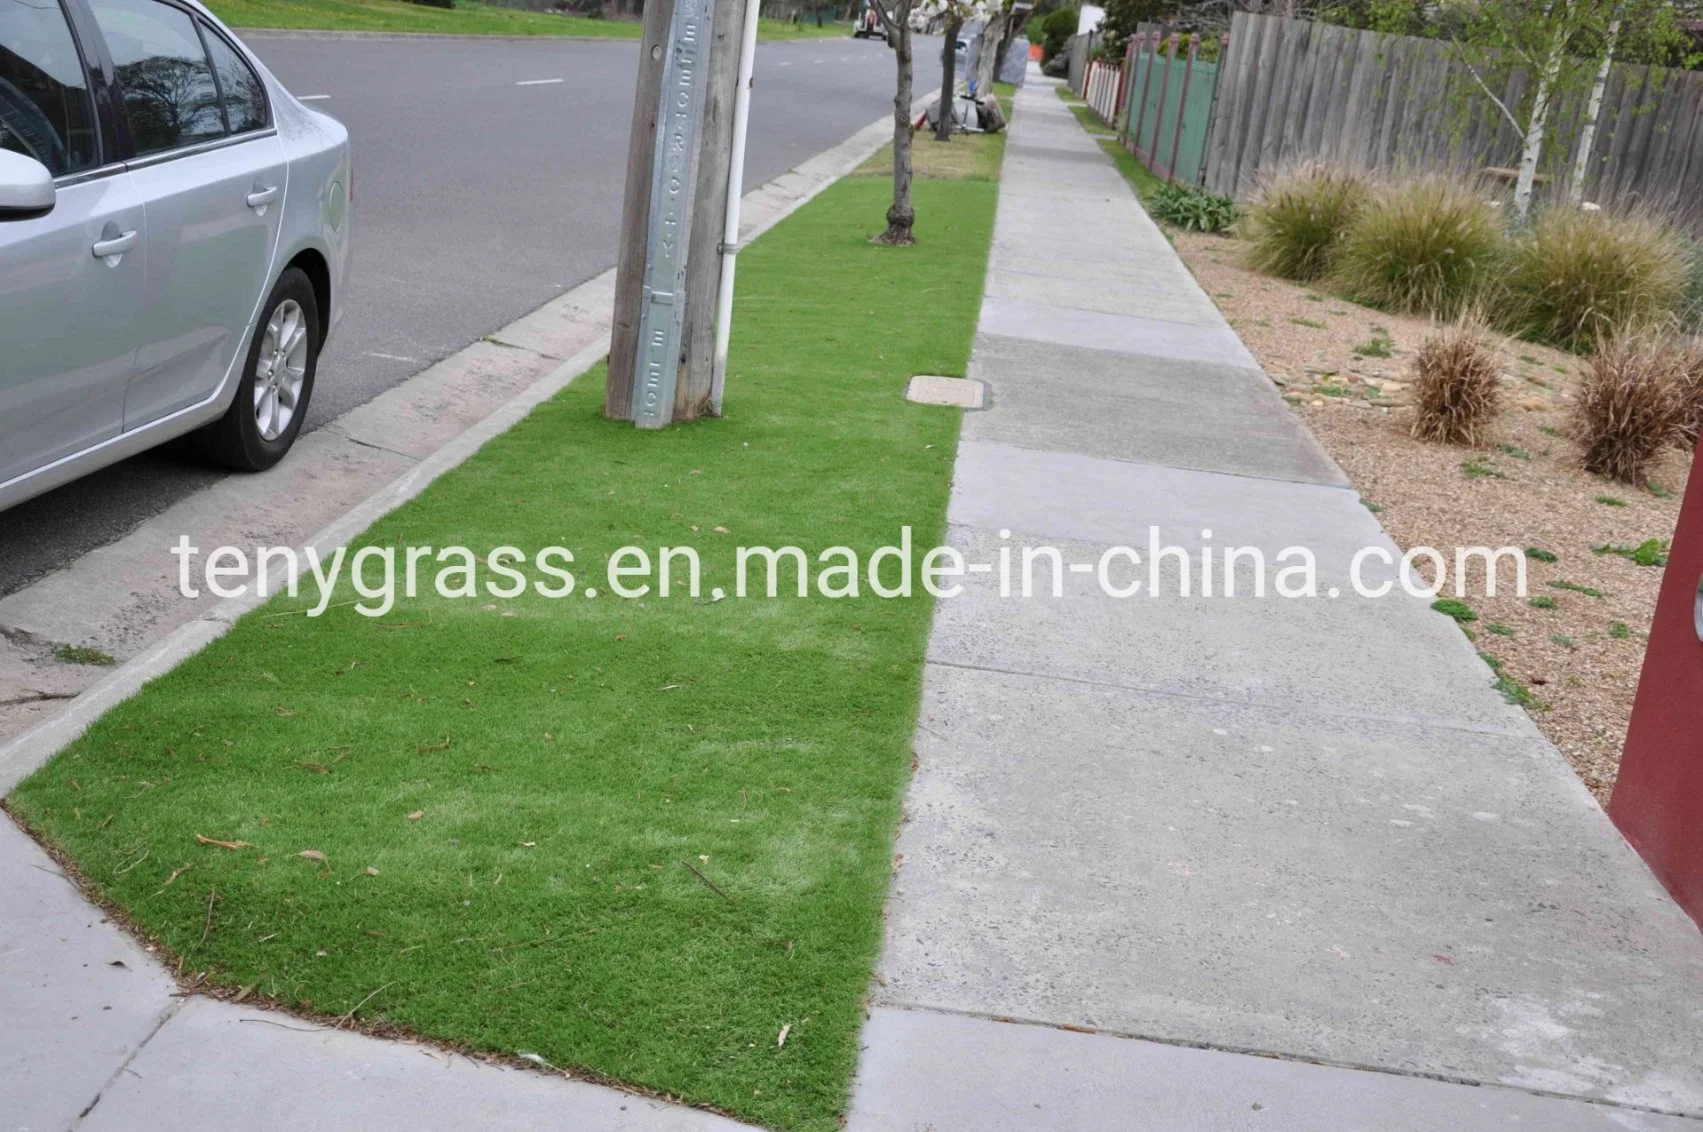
{"left": 0, "top": 0, "right": 349, "bottom": 511}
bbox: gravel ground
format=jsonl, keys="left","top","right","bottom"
{"left": 1173, "top": 229, "right": 1691, "bottom": 804}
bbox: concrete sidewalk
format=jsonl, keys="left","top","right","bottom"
{"left": 846, "top": 75, "right": 1703, "bottom": 1130}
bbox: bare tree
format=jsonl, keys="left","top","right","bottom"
{"left": 872, "top": 0, "right": 920, "bottom": 244}
{"left": 935, "top": 11, "right": 966, "bottom": 141}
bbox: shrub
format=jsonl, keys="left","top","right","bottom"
{"left": 1501, "top": 208, "right": 1691, "bottom": 354}
{"left": 1572, "top": 333, "right": 1689, "bottom": 484}
{"left": 1331, "top": 175, "right": 1504, "bottom": 317}
{"left": 1410, "top": 320, "right": 1502, "bottom": 445}
{"left": 1147, "top": 182, "right": 1238, "bottom": 233}
{"left": 1242, "top": 165, "right": 1368, "bottom": 281}
{"left": 1040, "top": 7, "right": 1078, "bottom": 62}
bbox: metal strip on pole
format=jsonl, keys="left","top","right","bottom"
{"left": 633, "top": 0, "right": 718, "bottom": 429}
{"left": 709, "top": 0, "right": 762, "bottom": 415}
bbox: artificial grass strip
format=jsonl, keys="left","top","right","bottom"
{"left": 8, "top": 175, "right": 995, "bottom": 1131}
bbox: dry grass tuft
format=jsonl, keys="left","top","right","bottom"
{"left": 1242, "top": 164, "right": 1369, "bottom": 282}
{"left": 1502, "top": 208, "right": 1691, "bottom": 354}
{"left": 1410, "top": 319, "right": 1502, "bottom": 445}
{"left": 1573, "top": 333, "right": 1690, "bottom": 483}
{"left": 1331, "top": 174, "right": 1505, "bottom": 318}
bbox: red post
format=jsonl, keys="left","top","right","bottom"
{"left": 1611, "top": 464, "right": 1703, "bottom": 930}
{"left": 1133, "top": 31, "right": 1159, "bottom": 161}
{"left": 1116, "top": 38, "right": 1136, "bottom": 138}
{"left": 1167, "top": 34, "right": 1198, "bottom": 185}
{"left": 1150, "top": 32, "right": 1179, "bottom": 177}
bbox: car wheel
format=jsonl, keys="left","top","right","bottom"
{"left": 192, "top": 267, "right": 319, "bottom": 472}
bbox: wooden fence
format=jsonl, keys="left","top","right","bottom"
{"left": 1201, "top": 12, "right": 1703, "bottom": 212}
{"left": 1084, "top": 58, "right": 1123, "bottom": 123}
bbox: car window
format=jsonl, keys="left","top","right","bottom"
{"left": 200, "top": 24, "right": 264, "bottom": 133}
{"left": 0, "top": 0, "right": 98, "bottom": 175}
{"left": 89, "top": 0, "right": 221, "bottom": 156}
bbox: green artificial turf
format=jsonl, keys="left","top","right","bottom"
{"left": 210, "top": 0, "right": 842, "bottom": 41}
{"left": 8, "top": 174, "right": 998, "bottom": 1130}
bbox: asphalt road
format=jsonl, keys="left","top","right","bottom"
{"left": 0, "top": 32, "right": 942, "bottom": 598}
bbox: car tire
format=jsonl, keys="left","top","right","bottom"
{"left": 191, "top": 266, "right": 319, "bottom": 473}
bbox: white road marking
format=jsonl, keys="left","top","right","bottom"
{"left": 363, "top": 351, "right": 417, "bottom": 363}
{"left": 516, "top": 78, "right": 565, "bottom": 86}
{"left": 298, "top": 94, "right": 331, "bottom": 101}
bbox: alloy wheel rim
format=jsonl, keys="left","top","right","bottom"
{"left": 254, "top": 299, "right": 308, "bottom": 442}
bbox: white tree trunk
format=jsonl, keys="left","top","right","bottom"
{"left": 1570, "top": 16, "right": 1621, "bottom": 205}
{"left": 1513, "top": 23, "right": 1568, "bottom": 222}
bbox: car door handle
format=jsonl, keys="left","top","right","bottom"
{"left": 246, "top": 185, "right": 279, "bottom": 208}
{"left": 90, "top": 229, "right": 138, "bottom": 258}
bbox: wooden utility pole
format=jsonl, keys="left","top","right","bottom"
{"left": 606, "top": 0, "right": 745, "bottom": 424}
{"left": 676, "top": 0, "right": 744, "bottom": 421}
{"left": 606, "top": 0, "right": 674, "bottom": 421}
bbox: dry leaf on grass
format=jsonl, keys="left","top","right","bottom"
{"left": 407, "top": 810, "right": 424, "bottom": 821}
{"left": 195, "top": 834, "right": 253, "bottom": 850}
{"left": 298, "top": 849, "right": 327, "bottom": 863}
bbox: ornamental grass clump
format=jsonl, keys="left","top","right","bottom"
{"left": 1502, "top": 208, "right": 1691, "bottom": 354}
{"left": 1242, "top": 164, "right": 1368, "bottom": 281}
{"left": 1411, "top": 319, "right": 1502, "bottom": 445}
{"left": 1331, "top": 175, "right": 1504, "bottom": 318}
{"left": 1573, "top": 333, "right": 1690, "bottom": 484}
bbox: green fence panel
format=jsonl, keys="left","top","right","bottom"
{"left": 1123, "top": 42, "right": 1219, "bottom": 186}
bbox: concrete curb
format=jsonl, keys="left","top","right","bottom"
{"left": 0, "top": 108, "right": 904, "bottom": 794}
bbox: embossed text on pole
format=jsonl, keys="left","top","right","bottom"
{"left": 632, "top": 0, "right": 717, "bottom": 429}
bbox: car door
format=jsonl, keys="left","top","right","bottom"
{"left": 0, "top": 0, "right": 143, "bottom": 487}
{"left": 83, "top": 0, "right": 285, "bottom": 430}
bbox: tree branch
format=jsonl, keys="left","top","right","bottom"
{"left": 1456, "top": 52, "right": 1525, "bottom": 137}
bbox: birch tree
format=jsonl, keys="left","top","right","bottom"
{"left": 1455, "top": 0, "right": 1684, "bottom": 221}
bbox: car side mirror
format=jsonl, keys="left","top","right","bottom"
{"left": 0, "top": 150, "right": 56, "bottom": 221}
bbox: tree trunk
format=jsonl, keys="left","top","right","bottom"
{"left": 1514, "top": 17, "right": 1569, "bottom": 222}
{"left": 935, "top": 16, "right": 962, "bottom": 141}
{"left": 974, "top": 5, "right": 1006, "bottom": 94}
{"left": 1570, "top": 16, "right": 1621, "bottom": 205}
{"left": 880, "top": 22, "right": 917, "bottom": 245}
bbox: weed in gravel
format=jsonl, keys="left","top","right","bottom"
{"left": 1530, "top": 596, "right": 1559, "bottom": 609}
{"left": 1486, "top": 623, "right": 1516, "bottom": 636}
{"left": 1550, "top": 579, "right": 1608, "bottom": 598}
{"left": 1353, "top": 330, "right": 1396, "bottom": 358}
{"left": 1595, "top": 494, "right": 1628, "bottom": 506}
{"left": 1463, "top": 456, "right": 1502, "bottom": 480}
{"left": 1594, "top": 539, "right": 1669, "bottom": 566}
{"left": 1432, "top": 598, "right": 1478, "bottom": 622}
{"left": 1481, "top": 652, "right": 1550, "bottom": 710}
{"left": 1525, "top": 547, "right": 1559, "bottom": 563}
